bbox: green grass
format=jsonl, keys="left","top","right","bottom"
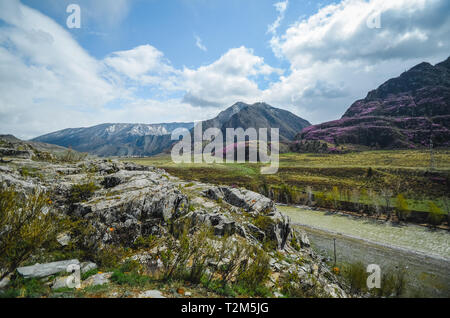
{"left": 124, "top": 150, "right": 450, "bottom": 214}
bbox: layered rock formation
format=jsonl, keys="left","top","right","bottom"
{"left": 0, "top": 136, "right": 346, "bottom": 298}
{"left": 296, "top": 57, "right": 450, "bottom": 149}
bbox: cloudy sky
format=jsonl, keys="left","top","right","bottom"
{"left": 0, "top": 0, "right": 449, "bottom": 139}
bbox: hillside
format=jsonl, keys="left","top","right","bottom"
{"left": 32, "top": 123, "right": 194, "bottom": 157}
{"left": 33, "top": 103, "right": 310, "bottom": 157}
{"left": 295, "top": 56, "right": 450, "bottom": 150}
{"left": 201, "top": 102, "right": 311, "bottom": 143}
{"left": 0, "top": 135, "right": 348, "bottom": 298}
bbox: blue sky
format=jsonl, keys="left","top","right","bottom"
{"left": 1, "top": 0, "right": 449, "bottom": 139}
{"left": 21, "top": 0, "right": 332, "bottom": 72}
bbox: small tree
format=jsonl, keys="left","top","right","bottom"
{"left": 395, "top": 194, "right": 410, "bottom": 222}
{"left": 380, "top": 188, "right": 393, "bottom": 220}
{"left": 442, "top": 197, "right": 450, "bottom": 225}
{"left": 351, "top": 189, "right": 361, "bottom": 214}
{"left": 331, "top": 186, "right": 340, "bottom": 210}
{"left": 428, "top": 202, "right": 444, "bottom": 229}
{"left": 367, "top": 189, "right": 379, "bottom": 217}
{"left": 305, "top": 186, "right": 313, "bottom": 206}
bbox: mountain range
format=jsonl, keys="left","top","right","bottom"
{"left": 33, "top": 123, "right": 194, "bottom": 157}
{"left": 199, "top": 102, "right": 311, "bottom": 143}
{"left": 32, "top": 56, "right": 450, "bottom": 155}
{"left": 33, "top": 103, "right": 311, "bottom": 157}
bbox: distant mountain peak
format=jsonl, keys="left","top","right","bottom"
{"left": 32, "top": 122, "right": 194, "bottom": 157}
{"left": 201, "top": 102, "right": 311, "bottom": 142}
{"left": 32, "top": 102, "right": 311, "bottom": 156}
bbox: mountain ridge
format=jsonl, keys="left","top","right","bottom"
{"left": 33, "top": 122, "right": 195, "bottom": 157}
{"left": 200, "top": 102, "right": 311, "bottom": 143}
{"left": 295, "top": 56, "right": 450, "bottom": 150}
{"left": 33, "top": 102, "right": 311, "bottom": 156}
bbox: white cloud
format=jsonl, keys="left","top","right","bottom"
{"left": 264, "top": 0, "right": 450, "bottom": 123}
{"left": 1, "top": 0, "right": 450, "bottom": 139}
{"left": 195, "top": 35, "right": 207, "bottom": 52}
{"left": 267, "top": 1, "right": 289, "bottom": 35}
{"left": 180, "top": 46, "right": 282, "bottom": 107}
{"left": 0, "top": 2, "right": 282, "bottom": 138}
{"left": 271, "top": 0, "right": 450, "bottom": 67}
{"left": 104, "top": 44, "right": 177, "bottom": 91}
{"left": 0, "top": 0, "right": 121, "bottom": 138}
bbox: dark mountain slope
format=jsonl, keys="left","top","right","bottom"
{"left": 296, "top": 56, "right": 450, "bottom": 149}
{"left": 200, "top": 102, "right": 311, "bottom": 143}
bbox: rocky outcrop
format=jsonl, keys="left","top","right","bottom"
{"left": 17, "top": 260, "right": 80, "bottom": 279}
{"left": 0, "top": 135, "right": 347, "bottom": 298}
{"left": 0, "top": 148, "right": 32, "bottom": 159}
{"left": 204, "top": 186, "right": 274, "bottom": 214}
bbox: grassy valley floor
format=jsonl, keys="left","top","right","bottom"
{"left": 124, "top": 149, "right": 450, "bottom": 215}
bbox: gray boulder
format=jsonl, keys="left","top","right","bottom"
{"left": 0, "top": 148, "right": 32, "bottom": 159}
{"left": 81, "top": 262, "right": 97, "bottom": 274}
{"left": 82, "top": 272, "right": 112, "bottom": 288}
{"left": 138, "top": 290, "right": 165, "bottom": 298}
{"left": 17, "top": 259, "right": 80, "bottom": 279}
{"left": 204, "top": 186, "right": 274, "bottom": 213}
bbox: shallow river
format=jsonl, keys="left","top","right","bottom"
{"left": 277, "top": 205, "right": 450, "bottom": 297}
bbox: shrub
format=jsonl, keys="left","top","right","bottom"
{"left": 94, "top": 245, "right": 128, "bottom": 269}
{"left": 279, "top": 184, "right": 294, "bottom": 203}
{"left": 159, "top": 224, "right": 219, "bottom": 283}
{"left": 340, "top": 261, "right": 408, "bottom": 297}
{"left": 395, "top": 194, "right": 410, "bottom": 221}
{"left": 290, "top": 235, "right": 301, "bottom": 252}
{"left": 63, "top": 218, "right": 100, "bottom": 263}
{"left": 341, "top": 262, "right": 367, "bottom": 294}
{"left": 371, "top": 266, "right": 407, "bottom": 298}
{"left": 19, "top": 167, "right": 30, "bottom": 178}
{"left": 81, "top": 268, "right": 98, "bottom": 281}
{"left": 1, "top": 276, "right": 49, "bottom": 298}
{"left": 253, "top": 215, "right": 274, "bottom": 232}
{"left": 55, "top": 148, "right": 87, "bottom": 163}
{"left": 279, "top": 271, "right": 322, "bottom": 298}
{"left": 160, "top": 222, "right": 200, "bottom": 281}
{"left": 133, "top": 235, "right": 158, "bottom": 250}
{"left": 428, "top": 202, "right": 444, "bottom": 228}
{"left": 0, "top": 185, "right": 68, "bottom": 281}
{"left": 366, "top": 167, "right": 374, "bottom": 178}
{"left": 69, "top": 182, "right": 99, "bottom": 203}
{"left": 331, "top": 186, "right": 340, "bottom": 210}
{"left": 380, "top": 188, "right": 393, "bottom": 219}
{"left": 109, "top": 258, "right": 150, "bottom": 287}
{"left": 314, "top": 192, "right": 326, "bottom": 207}
{"left": 235, "top": 246, "right": 271, "bottom": 295}
{"left": 187, "top": 226, "right": 215, "bottom": 284}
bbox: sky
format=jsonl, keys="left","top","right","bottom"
{"left": 0, "top": 0, "right": 449, "bottom": 139}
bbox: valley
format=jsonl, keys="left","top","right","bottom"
{"left": 127, "top": 149, "right": 450, "bottom": 220}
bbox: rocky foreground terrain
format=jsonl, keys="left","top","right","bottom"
{"left": 0, "top": 137, "right": 347, "bottom": 298}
